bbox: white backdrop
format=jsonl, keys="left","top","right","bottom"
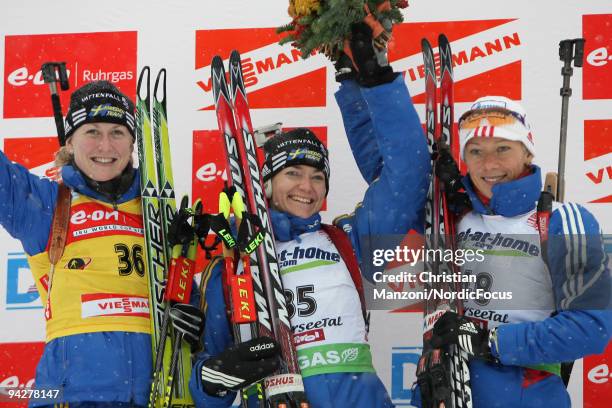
{"left": 1, "top": 1, "right": 610, "bottom": 407}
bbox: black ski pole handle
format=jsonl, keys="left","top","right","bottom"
{"left": 558, "top": 39, "right": 586, "bottom": 67}
{"left": 41, "top": 62, "right": 69, "bottom": 145}
{"left": 572, "top": 39, "right": 585, "bottom": 67}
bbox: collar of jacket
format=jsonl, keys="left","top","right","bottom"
{"left": 270, "top": 209, "right": 322, "bottom": 243}
{"left": 462, "top": 165, "right": 542, "bottom": 217}
{"left": 61, "top": 164, "right": 141, "bottom": 204}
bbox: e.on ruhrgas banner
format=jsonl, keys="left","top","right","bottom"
{"left": 3, "top": 31, "right": 137, "bottom": 119}
{"left": 0, "top": 2, "right": 611, "bottom": 408}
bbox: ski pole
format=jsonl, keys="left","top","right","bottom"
{"left": 149, "top": 196, "right": 197, "bottom": 407}
{"left": 161, "top": 199, "right": 201, "bottom": 407}
{"left": 557, "top": 38, "right": 585, "bottom": 202}
{"left": 163, "top": 303, "right": 204, "bottom": 408}
{"left": 41, "top": 62, "right": 70, "bottom": 145}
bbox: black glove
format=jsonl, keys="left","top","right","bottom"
{"left": 430, "top": 312, "right": 496, "bottom": 361}
{"left": 169, "top": 303, "right": 204, "bottom": 351}
{"left": 435, "top": 148, "right": 472, "bottom": 214}
{"left": 167, "top": 199, "right": 195, "bottom": 247}
{"left": 435, "top": 148, "right": 463, "bottom": 194}
{"left": 334, "top": 52, "right": 357, "bottom": 83}
{"left": 201, "top": 336, "right": 280, "bottom": 397}
{"left": 348, "top": 22, "right": 397, "bottom": 87}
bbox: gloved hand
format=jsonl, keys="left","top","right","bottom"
{"left": 334, "top": 52, "right": 357, "bottom": 83}
{"left": 201, "top": 336, "right": 280, "bottom": 397}
{"left": 435, "top": 148, "right": 472, "bottom": 215}
{"left": 430, "top": 311, "right": 496, "bottom": 361}
{"left": 346, "top": 22, "right": 397, "bottom": 87}
{"left": 435, "top": 147, "right": 463, "bottom": 194}
{"left": 169, "top": 303, "right": 204, "bottom": 351}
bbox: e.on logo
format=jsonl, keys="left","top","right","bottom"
{"left": 583, "top": 14, "right": 612, "bottom": 100}
{"left": 3, "top": 31, "right": 137, "bottom": 119}
{"left": 583, "top": 341, "right": 612, "bottom": 407}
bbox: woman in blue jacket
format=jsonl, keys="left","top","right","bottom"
{"left": 418, "top": 96, "right": 611, "bottom": 407}
{"left": 0, "top": 80, "right": 199, "bottom": 407}
{"left": 190, "top": 23, "right": 431, "bottom": 408}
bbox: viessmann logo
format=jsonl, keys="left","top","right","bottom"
{"left": 195, "top": 27, "right": 327, "bottom": 110}
{"left": 4, "top": 31, "right": 137, "bottom": 119}
{"left": 389, "top": 18, "right": 523, "bottom": 103}
{"left": 583, "top": 120, "right": 612, "bottom": 203}
{"left": 194, "top": 20, "right": 523, "bottom": 111}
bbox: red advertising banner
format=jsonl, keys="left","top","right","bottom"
{"left": 390, "top": 19, "right": 522, "bottom": 102}
{"left": 584, "top": 341, "right": 612, "bottom": 408}
{"left": 583, "top": 14, "right": 612, "bottom": 100}
{"left": 195, "top": 20, "right": 522, "bottom": 111}
{"left": 4, "top": 31, "right": 137, "bottom": 119}
{"left": 0, "top": 342, "right": 45, "bottom": 408}
{"left": 583, "top": 120, "right": 612, "bottom": 203}
{"left": 195, "top": 28, "right": 326, "bottom": 110}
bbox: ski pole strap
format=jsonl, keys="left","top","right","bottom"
{"left": 236, "top": 212, "right": 265, "bottom": 254}
{"left": 208, "top": 213, "right": 236, "bottom": 249}
{"left": 165, "top": 256, "right": 195, "bottom": 303}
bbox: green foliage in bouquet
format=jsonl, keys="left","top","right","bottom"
{"left": 278, "top": 0, "right": 408, "bottom": 59}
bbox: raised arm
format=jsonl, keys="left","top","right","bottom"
{"left": 0, "top": 150, "right": 57, "bottom": 255}
{"left": 335, "top": 75, "right": 431, "bottom": 269}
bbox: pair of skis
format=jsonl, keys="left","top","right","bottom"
{"left": 211, "top": 51, "right": 309, "bottom": 408}
{"left": 417, "top": 35, "right": 472, "bottom": 408}
{"left": 136, "top": 67, "right": 199, "bottom": 408}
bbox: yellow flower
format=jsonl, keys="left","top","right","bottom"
{"left": 291, "top": 0, "right": 321, "bottom": 17}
